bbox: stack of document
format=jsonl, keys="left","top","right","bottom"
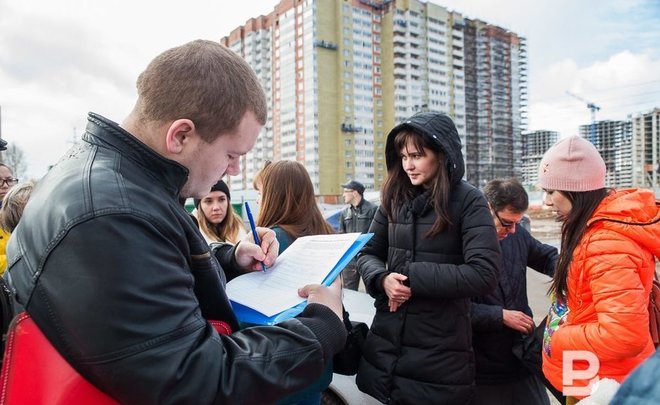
{"left": 227, "top": 232, "right": 372, "bottom": 325}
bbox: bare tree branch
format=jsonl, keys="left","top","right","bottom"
{"left": 1, "top": 144, "right": 28, "bottom": 180}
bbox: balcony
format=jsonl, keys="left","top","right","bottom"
{"left": 314, "top": 40, "right": 338, "bottom": 50}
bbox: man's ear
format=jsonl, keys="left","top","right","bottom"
{"left": 165, "top": 119, "right": 196, "bottom": 154}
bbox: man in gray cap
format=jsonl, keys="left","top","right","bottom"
{"left": 339, "top": 180, "right": 377, "bottom": 290}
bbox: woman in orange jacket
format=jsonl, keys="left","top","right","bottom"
{"left": 538, "top": 135, "right": 660, "bottom": 403}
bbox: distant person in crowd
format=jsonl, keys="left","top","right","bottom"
{"left": 252, "top": 159, "right": 336, "bottom": 405}
{"left": 472, "top": 178, "right": 557, "bottom": 405}
{"left": 539, "top": 135, "right": 660, "bottom": 404}
{"left": 356, "top": 111, "right": 501, "bottom": 404}
{"left": 0, "top": 163, "right": 18, "bottom": 274}
{"left": 0, "top": 164, "right": 16, "bottom": 203}
{"left": 0, "top": 180, "right": 34, "bottom": 234}
{"left": 194, "top": 179, "right": 246, "bottom": 244}
{"left": 5, "top": 40, "right": 346, "bottom": 403}
{"left": 338, "top": 179, "right": 377, "bottom": 290}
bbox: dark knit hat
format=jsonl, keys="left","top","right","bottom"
{"left": 194, "top": 180, "right": 231, "bottom": 207}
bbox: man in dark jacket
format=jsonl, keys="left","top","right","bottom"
{"left": 339, "top": 179, "right": 377, "bottom": 290}
{"left": 472, "top": 178, "right": 557, "bottom": 405}
{"left": 4, "top": 40, "right": 346, "bottom": 404}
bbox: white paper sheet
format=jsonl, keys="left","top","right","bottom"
{"left": 226, "top": 233, "right": 361, "bottom": 316}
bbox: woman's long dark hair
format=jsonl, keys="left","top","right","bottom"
{"left": 381, "top": 130, "right": 452, "bottom": 238}
{"left": 549, "top": 188, "right": 610, "bottom": 299}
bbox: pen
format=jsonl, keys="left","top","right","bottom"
{"left": 244, "top": 202, "right": 267, "bottom": 272}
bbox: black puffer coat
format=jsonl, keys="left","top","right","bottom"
{"left": 356, "top": 112, "right": 501, "bottom": 404}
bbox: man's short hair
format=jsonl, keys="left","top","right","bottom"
{"left": 483, "top": 178, "right": 528, "bottom": 213}
{"left": 341, "top": 180, "right": 365, "bottom": 195}
{"left": 135, "top": 40, "right": 267, "bottom": 142}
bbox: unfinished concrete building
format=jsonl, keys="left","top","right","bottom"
{"left": 632, "top": 108, "right": 660, "bottom": 188}
{"left": 463, "top": 20, "right": 527, "bottom": 188}
{"left": 521, "top": 130, "right": 558, "bottom": 188}
{"left": 580, "top": 120, "right": 633, "bottom": 188}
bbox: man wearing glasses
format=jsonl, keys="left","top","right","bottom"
{"left": 0, "top": 163, "right": 17, "bottom": 274}
{"left": 471, "top": 178, "right": 558, "bottom": 405}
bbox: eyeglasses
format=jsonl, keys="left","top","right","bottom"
{"left": 0, "top": 178, "right": 18, "bottom": 187}
{"left": 494, "top": 210, "right": 517, "bottom": 230}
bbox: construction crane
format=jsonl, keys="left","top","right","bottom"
{"left": 566, "top": 91, "right": 601, "bottom": 143}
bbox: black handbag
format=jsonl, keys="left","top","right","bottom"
{"left": 512, "top": 317, "right": 544, "bottom": 375}
{"left": 332, "top": 307, "right": 368, "bottom": 376}
{"left": 512, "top": 316, "right": 566, "bottom": 404}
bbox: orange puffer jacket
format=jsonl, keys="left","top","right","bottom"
{"left": 543, "top": 189, "right": 660, "bottom": 396}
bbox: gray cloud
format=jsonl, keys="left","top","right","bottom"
{"left": 0, "top": 9, "right": 135, "bottom": 93}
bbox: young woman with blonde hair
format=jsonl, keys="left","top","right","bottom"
{"left": 195, "top": 179, "right": 246, "bottom": 244}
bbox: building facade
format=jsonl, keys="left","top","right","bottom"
{"left": 521, "top": 130, "right": 558, "bottom": 188}
{"left": 580, "top": 120, "right": 633, "bottom": 188}
{"left": 463, "top": 20, "right": 527, "bottom": 187}
{"left": 632, "top": 108, "right": 660, "bottom": 188}
{"left": 222, "top": 0, "right": 526, "bottom": 197}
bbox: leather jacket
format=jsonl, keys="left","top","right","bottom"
{"left": 5, "top": 113, "right": 346, "bottom": 404}
{"left": 339, "top": 198, "right": 378, "bottom": 235}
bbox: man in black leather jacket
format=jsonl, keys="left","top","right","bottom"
{"left": 4, "top": 40, "right": 346, "bottom": 404}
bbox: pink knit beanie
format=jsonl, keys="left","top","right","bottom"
{"left": 538, "top": 135, "right": 606, "bottom": 191}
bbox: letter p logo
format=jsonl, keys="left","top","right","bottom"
{"left": 562, "top": 350, "right": 600, "bottom": 397}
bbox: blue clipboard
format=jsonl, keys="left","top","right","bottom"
{"left": 230, "top": 233, "right": 373, "bottom": 325}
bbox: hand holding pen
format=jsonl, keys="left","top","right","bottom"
{"left": 245, "top": 202, "right": 268, "bottom": 272}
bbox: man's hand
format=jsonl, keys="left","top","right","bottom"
{"left": 235, "top": 227, "right": 279, "bottom": 272}
{"left": 503, "top": 309, "right": 534, "bottom": 334}
{"left": 298, "top": 277, "right": 343, "bottom": 321}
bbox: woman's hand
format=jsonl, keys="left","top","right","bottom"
{"left": 383, "top": 273, "right": 411, "bottom": 312}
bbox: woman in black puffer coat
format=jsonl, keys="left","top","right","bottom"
{"left": 356, "top": 112, "right": 501, "bottom": 404}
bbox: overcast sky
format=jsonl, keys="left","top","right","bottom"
{"left": 1, "top": 0, "right": 658, "bottom": 180}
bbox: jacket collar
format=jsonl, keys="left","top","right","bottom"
{"left": 83, "top": 112, "right": 189, "bottom": 197}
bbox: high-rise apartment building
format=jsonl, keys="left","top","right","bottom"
{"left": 222, "top": 0, "right": 526, "bottom": 197}
{"left": 521, "top": 130, "right": 558, "bottom": 188}
{"left": 632, "top": 108, "right": 660, "bottom": 188}
{"left": 580, "top": 120, "right": 633, "bottom": 188}
{"left": 463, "top": 20, "right": 527, "bottom": 187}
